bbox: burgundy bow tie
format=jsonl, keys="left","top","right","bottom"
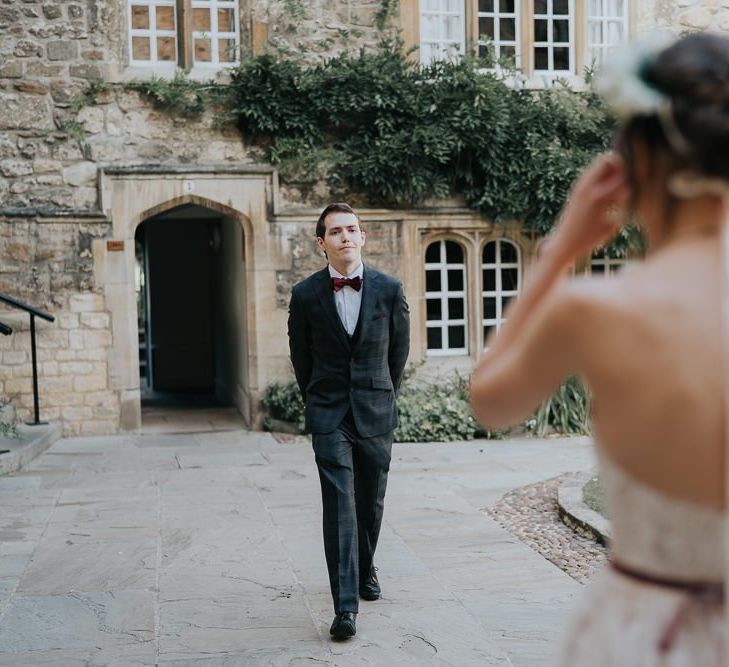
{"left": 332, "top": 276, "right": 362, "bottom": 292}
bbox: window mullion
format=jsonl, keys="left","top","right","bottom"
{"left": 177, "top": 0, "right": 192, "bottom": 68}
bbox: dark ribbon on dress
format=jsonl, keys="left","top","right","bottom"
{"left": 610, "top": 558, "right": 724, "bottom": 654}
{"left": 332, "top": 276, "right": 362, "bottom": 292}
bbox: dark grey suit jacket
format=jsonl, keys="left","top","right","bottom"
{"left": 287, "top": 265, "right": 410, "bottom": 438}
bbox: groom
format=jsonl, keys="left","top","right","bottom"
{"left": 288, "top": 202, "right": 410, "bottom": 639}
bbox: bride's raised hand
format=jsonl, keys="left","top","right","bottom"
{"left": 544, "top": 153, "right": 630, "bottom": 264}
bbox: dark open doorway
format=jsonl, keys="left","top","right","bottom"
{"left": 135, "top": 204, "right": 249, "bottom": 424}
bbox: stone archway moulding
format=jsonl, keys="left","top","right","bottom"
{"left": 95, "top": 166, "right": 277, "bottom": 431}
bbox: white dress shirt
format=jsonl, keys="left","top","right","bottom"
{"left": 328, "top": 263, "right": 364, "bottom": 336}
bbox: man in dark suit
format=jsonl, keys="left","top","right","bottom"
{"left": 288, "top": 202, "right": 410, "bottom": 640}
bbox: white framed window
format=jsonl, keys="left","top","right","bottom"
{"left": 477, "top": 0, "right": 520, "bottom": 67}
{"left": 586, "top": 0, "right": 628, "bottom": 67}
{"left": 533, "top": 0, "right": 574, "bottom": 74}
{"left": 425, "top": 240, "right": 468, "bottom": 355}
{"left": 482, "top": 239, "right": 520, "bottom": 344}
{"left": 419, "top": 0, "right": 466, "bottom": 64}
{"left": 191, "top": 0, "right": 240, "bottom": 65}
{"left": 128, "top": 0, "right": 178, "bottom": 65}
{"left": 590, "top": 248, "right": 625, "bottom": 276}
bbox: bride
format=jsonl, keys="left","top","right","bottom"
{"left": 470, "top": 33, "right": 728, "bottom": 666}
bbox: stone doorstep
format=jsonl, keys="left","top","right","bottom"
{"left": 557, "top": 471, "right": 611, "bottom": 546}
{"left": 0, "top": 422, "right": 63, "bottom": 476}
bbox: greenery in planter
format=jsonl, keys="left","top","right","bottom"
{"left": 533, "top": 375, "right": 591, "bottom": 437}
{"left": 261, "top": 381, "right": 305, "bottom": 433}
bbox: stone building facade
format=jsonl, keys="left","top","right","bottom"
{"left": 0, "top": 0, "right": 727, "bottom": 435}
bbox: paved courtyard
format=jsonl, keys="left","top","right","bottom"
{"left": 0, "top": 429, "right": 596, "bottom": 665}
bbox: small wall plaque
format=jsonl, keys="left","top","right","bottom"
{"left": 107, "top": 240, "right": 124, "bottom": 252}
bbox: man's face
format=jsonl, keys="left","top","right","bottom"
{"left": 317, "top": 212, "right": 366, "bottom": 268}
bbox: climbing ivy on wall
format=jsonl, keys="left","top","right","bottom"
{"left": 89, "top": 40, "right": 641, "bottom": 253}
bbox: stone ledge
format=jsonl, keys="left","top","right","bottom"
{"left": 557, "top": 471, "right": 611, "bottom": 546}
{"left": 0, "top": 422, "right": 62, "bottom": 475}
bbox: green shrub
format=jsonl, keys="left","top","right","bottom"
{"left": 533, "top": 375, "right": 591, "bottom": 437}
{"left": 260, "top": 381, "right": 305, "bottom": 432}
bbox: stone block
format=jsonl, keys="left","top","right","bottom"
{"left": 73, "top": 373, "right": 107, "bottom": 392}
{"left": 69, "top": 293, "right": 104, "bottom": 313}
{"left": 47, "top": 40, "right": 78, "bottom": 61}
{"left": 62, "top": 160, "right": 96, "bottom": 186}
{"left": 62, "top": 406, "right": 93, "bottom": 420}
{"left": 14, "top": 80, "right": 48, "bottom": 95}
{"left": 46, "top": 389, "right": 83, "bottom": 406}
{"left": 59, "top": 361, "right": 92, "bottom": 375}
{"left": 72, "top": 186, "right": 97, "bottom": 209}
{"left": 77, "top": 106, "right": 103, "bottom": 134}
{"left": 43, "top": 4, "right": 63, "bottom": 20}
{"left": 37, "top": 329, "right": 69, "bottom": 349}
{"left": 69, "top": 63, "right": 101, "bottom": 79}
{"left": 679, "top": 8, "right": 713, "bottom": 27}
{"left": 43, "top": 376, "right": 74, "bottom": 392}
{"left": 83, "top": 329, "right": 112, "bottom": 349}
{"left": 26, "top": 62, "right": 64, "bottom": 78}
{"left": 83, "top": 390, "right": 117, "bottom": 408}
{"left": 0, "top": 159, "right": 32, "bottom": 177}
{"left": 0, "top": 134, "right": 16, "bottom": 159}
{"left": 0, "top": 92, "right": 53, "bottom": 130}
{"left": 11, "top": 363, "right": 32, "bottom": 378}
{"left": 79, "top": 311, "right": 109, "bottom": 329}
{"left": 0, "top": 6, "right": 20, "bottom": 25}
{"left": 80, "top": 418, "right": 118, "bottom": 435}
{"left": 5, "top": 377, "right": 32, "bottom": 394}
{"left": 0, "top": 60, "right": 23, "bottom": 78}
{"left": 13, "top": 40, "right": 42, "bottom": 58}
{"left": 42, "top": 361, "right": 58, "bottom": 375}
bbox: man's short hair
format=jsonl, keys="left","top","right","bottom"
{"left": 316, "top": 202, "right": 361, "bottom": 239}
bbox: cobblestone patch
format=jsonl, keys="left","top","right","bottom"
{"left": 484, "top": 473, "right": 608, "bottom": 584}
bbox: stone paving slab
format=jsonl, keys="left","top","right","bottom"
{"left": 0, "top": 430, "right": 596, "bottom": 666}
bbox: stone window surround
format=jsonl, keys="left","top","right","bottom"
{"left": 123, "top": 0, "right": 264, "bottom": 78}
{"left": 417, "top": 226, "right": 532, "bottom": 364}
{"left": 402, "top": 0, "right": 636, "bottom": 85}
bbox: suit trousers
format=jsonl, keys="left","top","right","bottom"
{"left": 312, "top": 411, "right": 392, "bottom": 614}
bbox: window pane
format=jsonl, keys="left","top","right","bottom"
{"left": 534, "top": 0, "right": 548, "bottom": 14}
{"left": 483, "top": 241, "right": 496, "bottom": 263}
{"left": 448, "top": 298, "right": 464, "bottom": 320}
{"left": 479, "top": 0, "right": 494, "bottom": 10}
{"left": 427, "top": 299, "right": 442, "bottom": 320}
{"left": 444, "top": 15, "right": 463, "bottom": 41}
{"left": 218, "top": 8, "right": 235, "bottom": 32}
{"left": 553, "top": 0, "right": 569, "bottom": 14}
{"left": 500, "top": 0, "right": 515, "bottom": 11}
{"left": 483, "top": 325, "right": 494, "bottom": 342}
{"left": 219, "top": 38, "right": 236, "bottom": 62}
{"left": 502, "top": 268, "right": 518, "bottom": 291}
{"left": 157, "top": 36, "right": 176, "bottom": 61}
{"left": 534, "top": 19, "right": 548, "bottom": 42}
{"left": 553, "top": 47, "right": 570, "bottom": 70}
{"left": 484, "top": 297, "right": 496, "bottom": 319}
{"left": 193, "top": 7, "right": 211, "bottom": 30}
{"left": 589, "top": 0, "right": 602, "bottom": 13}
{"left": 425, "top": 242, "right": 440, "bottom": 262}
{"left": 156, "top": 5, "right": 175, "bottom": 30}
{"left": 500, "top": 242, "right": 517, "bottom": 262}
{"left": 483, "top": 269, "right": 496, "bottom": 291}
{"left": 500, "top": 18, "right": 515, "bottom": 41}
{"left": 427, "top": 327, "right": 442, "bottom": 350}
{"left": 448, "top": 326, "right": 465, "bottom": 349}
{"left": 607, "top": 20, "right": 623, "bottom": 43}
{"left": 426, "top": 270, "right": 441, "bottom": 292}
{"left": 501, "top": 294, "right": 513, "bottom": 311}
{"left": 447, "top": 269, "right": 464, "bottom": 291}
{"left": 132, "top": 36, "right": 151, "bottom": 60}
{"left": 195, "top": 38, "right": 212, "bottom": 61}
{"left": 479, "top": 16, "right": 495, "bottom": 39}
{"left": 501, "top": 45, "right": 516, "bottom": 62}
{"left": 535, "top": 47, "right": 548, "bottom": 69}
{"left": 131, "top": 5, "right": 149, "bottom": 29}
{"left": 553, "top": 19, "right": 569, "bottom": 43}
{"left": 445, "top": 241, "right": 463, "bottom": 263}
{"left": 592, "top": 264, "right": 605, "bottom": 275}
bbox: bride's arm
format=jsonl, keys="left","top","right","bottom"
{"left": 470, "top": 154, "right": 629, "bottom": 429}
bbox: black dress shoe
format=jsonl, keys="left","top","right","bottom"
{"left": 329, "top": 612, "right": 356, "bottom": 639}
{"left": 359, "top": 569, "right": 381, "bottom": 601}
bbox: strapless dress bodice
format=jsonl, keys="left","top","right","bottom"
{"left": 600, "top": 452, "right": 725, "bottom": 581}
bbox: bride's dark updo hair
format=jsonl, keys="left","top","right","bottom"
{"left": 616, "top": 32, "right": 729, "bottom": 182}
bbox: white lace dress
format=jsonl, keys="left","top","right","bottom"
{"left": 560, "top": 454, "right": 726, "bottom": 666}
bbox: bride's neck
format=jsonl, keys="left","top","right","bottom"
{"left": 650, "top": 195, "right": 727, "bottom": 250}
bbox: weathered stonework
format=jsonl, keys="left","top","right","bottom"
{"left": 0, "top": 1, "right": 727, "bottom": 435}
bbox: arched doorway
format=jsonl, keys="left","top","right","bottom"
{"left": 134, "top": 203, "right": 249, "bottom": 426}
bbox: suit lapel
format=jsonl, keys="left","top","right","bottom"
{"left": 314, "top": 267, "right": 351, "bottom": 350}
{"left": 351, "top": 266, "right": 378, "bottom": 351}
